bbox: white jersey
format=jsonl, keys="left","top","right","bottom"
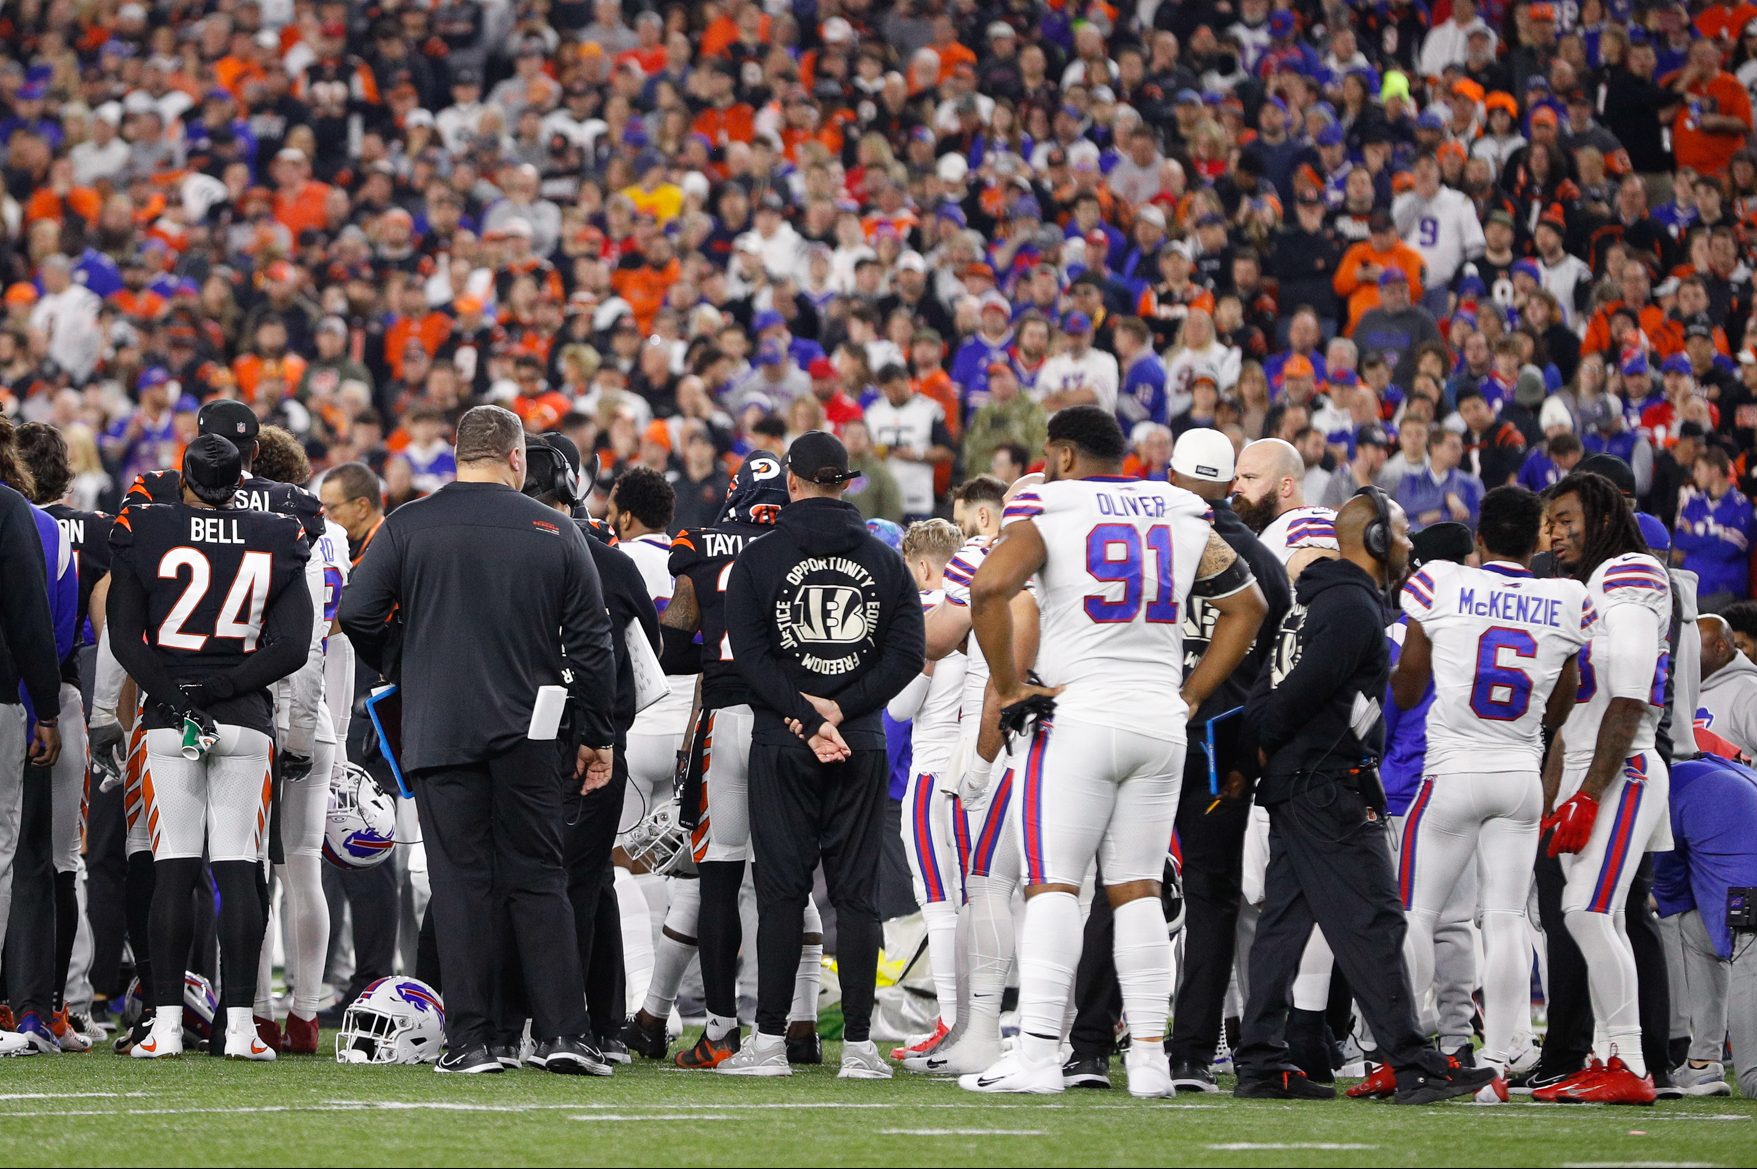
{"left": 1257, "top": 505, "right": 1338, "bottom": 565}
{"left": 942, "top": 535, "right": 994, "bottom": 750}
{"left": 623, "top": 532, "right": 697, "bottom": 730}
{"left": 1004, "top": 476, "right": 1234, "bottom": 736}
{"left": 1392, "top": 186, "right": 1484, "bottom": 288}
{"left": 1033, "top": 347, "right": 1120, "bottom": 414}
{"left": 1401, "top": 560, "right": 1590, "bottom": 772}
{"left": 316, "top": 520, "right": 354, "bottom": 750}
{"left": 911, "top": 588, "right": 968, "bottom": 774}
{"left": 1561, "top": 553, "right": 1673, "bottom": 774}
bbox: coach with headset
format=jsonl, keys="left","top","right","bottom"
{"left": 1236, "top": 487, "right": 1495, "bottom": 1104}
{"left": 340, "top": 405, "right": 617, "bottom": 1075}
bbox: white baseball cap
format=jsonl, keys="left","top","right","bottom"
{"left": 1170, "top": 428, "right": 1237, "bottom": 483}
{"left": 936, "top": 153, "right": 969, "bottom": 183}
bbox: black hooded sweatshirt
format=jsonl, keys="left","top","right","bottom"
{"left": 1247, "top": 556, "right": 1391, "bottom": 805}
{"left": 725, "top": 496, "right": 924, "bottom": 750}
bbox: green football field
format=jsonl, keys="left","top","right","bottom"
{"left": 5, "top": 1042, "right": 1753, "bottom": 1168}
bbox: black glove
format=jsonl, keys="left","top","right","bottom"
{"left": 281, "top": 752, "right": 314, "bottom": 784}
{"left": 89, "top": 721, "right": 125, "bottom": 780}
{"left": 997, "top": 687, "right": 1057, "bottom": 753}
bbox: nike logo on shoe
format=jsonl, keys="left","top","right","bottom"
{"left": 975, "top": 1074, "right": 1005, "bottom": 1088}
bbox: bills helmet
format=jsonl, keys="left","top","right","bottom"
{"left": 324, "top": 763, "right": 396, "bottom": 869}
{"left": 335, "top": 978, "right": 445, "bottom": 1065}
{"left": 123, "top": 972, "right": 219, "bottom": 1044}
{"left": 622, "top": 798, "right": 690, "bottom": 876}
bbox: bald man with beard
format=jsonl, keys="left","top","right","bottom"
{"left": 1231, "top": 439, "right": 1339, "bottom": 567}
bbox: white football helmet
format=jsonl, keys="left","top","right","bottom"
{"left": 335, "top": 978, "right": 445, "bottom": 1065}
{"left": 324, "top": 762, "right": 396, "bottom": 869}
{"left": 124, "top": 971, "right": 218, "bottom": 1044}
{"left": 622, "top": 798, "right": 691, "bottom": 876}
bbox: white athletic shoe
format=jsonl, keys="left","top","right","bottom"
{"left": 0, "top": 1030, "right": 30, "bottom": 1057}
{"left": 1506, "top": 1042, "right": 1541, "bottom": 1077}
{"left": 839, "top": 1040, "right": 893, "bottom": 1080}
{"left": 224, "top": 1027, "right": 277, "bottom": 1061}
{"left": 129, "top": 1026, "right": 183, "bottom": 1059}
{"left": 906, "top": 1017, "right": 1003, "bottom": 1075}
{"left": 714, "top": 1037, "right": 791, "bottom": 1077}
{"left": 958, "top": 1052, "right": 1064, "bottom": 1094}
{"left": 1124, "top": 1045, "right": 1173, "bottom": 1099}
{"left": 1672, "top": 1062, "right": 1733, "bottom": 1096}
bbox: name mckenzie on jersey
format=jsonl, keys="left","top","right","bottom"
{"left": 776, "top": 555, "right": 882, "bottom": 676}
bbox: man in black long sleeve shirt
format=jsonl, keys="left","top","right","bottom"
{"left": 1236, "top": 488, "right": 1497, "bottom": 1104}
{"left": 722, "top": 431, "right": 924, "bottom": 1077}
{"left": 338, "top": 406, "right": 616, "bottom": 1075}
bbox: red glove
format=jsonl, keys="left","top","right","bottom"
{"left": 1543, "top": 792, "right": 1600, "bottom": 857}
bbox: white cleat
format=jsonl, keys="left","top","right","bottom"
{"left": 958, "top": 1052, "right": 1064, "bottom": 1094}
{"left": 0, "top": 1031, "right": 31, "bottom": 1057}
{"left": 224, "top": 1029, "right": 277, "bottom": 1061}
{"left": 1125, "top": 1045, "right": 1174, "bottom": 1099}
{"left": 714, "top": 1038, "right": 791, "bottom": 1077}
{"left": 839, "top": 1040, "right": 893, "bottom": 1080}
{"left": 908, "top": 1023, "right": 1003, "bottom": 1075}
{"left": 130, "top": 1029, "right": 183, "bottom": 1059}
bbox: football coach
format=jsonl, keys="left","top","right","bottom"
{"left": 721, "top": 431, "right": 924, "bottom": 1080}
{"left": 340, "top": 405, "right": 617, "bottom": 1075}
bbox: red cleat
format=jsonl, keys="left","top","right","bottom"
{"left": 254, "top": 1015, "right": 284, "bottom": 1054}
{"left": 1550, "top": 1055, "right": 1656, "bottom": 1105}
{"left": 891, "top": 1018, "right": 950, "bottom": 1062}
{"left": 1347, "top": 1061, "right": 1398, "bottom": 1098}
{"left": 1534, "top": 1058, "right": 1606, "bottom": 1103}
{"left": 283, "top": 1013, "right": 319, "bottom": 1055}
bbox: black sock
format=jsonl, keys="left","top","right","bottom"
{"left": 696, "top": 860, "right": 744, "bottom": 1022}
{"left": 126, "top": 851, "right": 156, "bottom": 997}
{"left": 211, "top": 861, "right": 265, "bottom": 1010}
{"left": 148, "top": 858, "right": 201, "bottom": 1008}
{"left": 52, "top": 871, "right": 77, "bottom": 1013}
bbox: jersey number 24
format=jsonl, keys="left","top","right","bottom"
{"left": 156, "top": 548, "right": 273, "bottom": 652}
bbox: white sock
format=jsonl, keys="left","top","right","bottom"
{"left": 151, "top": 1005, "right": 183, "bottom": 1040}
{"left": 253, "top": 906, "right": 274, "bottom": 1019}
{"left": 706, "top": 1012, "right": 738, "bottom": 1042}
{"left": 1403, "top": 908, "right": 1438, "bottom": 1039}
{"left": 1293, "top": 927, "right": 1333, "bottom": 1012}
{"left": 921, "top": 899, "right": 961, "bottom": 1029}
{"left": 1565, "top": 908, "right": 1645, "bottom": 1076}
{"left": 1478, "top": 910, "right": 1528, "bottom": 1069}
{"left": 283, "top": 854, "right": 330, "bottom": 1017}
{"left": 1113, "top": 897, "right": 1173, "bottom": 1044}
{"left": 965, "top": 873, "right": 1015, "bottom": 1032}
{"left": 751, "top": 1030, "right": 784, "bottom": 1050}
{"left": 634, "top": 872, "right": 669, "bottom": 948}
{"left": 1015, "top": 891, "right": 1081, "bottom": 1066}
{"left": 643, "top": 879, "right": 699, "bottom": 1019}
{"left": 225, "top": 1006, "right": 254, "bottom": 1035}
{"left": 791, "top": 896, "right": 823, "bottom": 1025}
{"left": 615, "top": 868, "right": 656, "bottom": 1011}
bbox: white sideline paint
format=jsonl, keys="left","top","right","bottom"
{"left": 879, "top": 1129, "right": 1046, "bottom": 1137}
{"left": 1208, "top": 1143, "right": 1378, "bottom": 1151}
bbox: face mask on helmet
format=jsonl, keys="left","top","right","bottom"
{"left": 335, "top": 978, "right": 446, "bottom": 1065}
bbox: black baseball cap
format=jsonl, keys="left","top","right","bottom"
{"left": 1411, "top": 521, "right": 1474, "bottom": 569}
{"left": 182, "top": 434, "right": 242, "bottom": 504}
{"left": 198, "top": 399, "right": 260, "bottom": 450}
{"left": 1577, "top": 452, "right": 1637, "bottom": 497}
{"left": 785, "top": 430, "right": 859, "bottom": 486}
{"left": 1355, "top": 422, "right": 1389, "bottom": 448}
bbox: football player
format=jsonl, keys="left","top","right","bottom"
{"left": 1536, "top": 470, "right": 1674, "bottom": 1104}
{"left": 1231, "top": 438, "right": 1339, "bottom": 567}
{"left": 107, "top": 436, "right": 314, "bottom": 1060}
{"left": 605, "top": 466, "right": 691, "bottom": 1014}
{"left": 961, "top": 408, "right": 1267, "bottom": 1096}
{"left": 15, "top": 422, "right": 113, "bottom": 1049}
{"left": 1385, "top": 486, "right": 1588, "bottom": 1089}
{"left": 250, "top": 426, "right": 350, "bottom": 1054}
{"left": 623, "top": 455, "right": 823, "bottom": 1068}
{"left": 885, "top": 519, "right": 969, "bottom": 1054}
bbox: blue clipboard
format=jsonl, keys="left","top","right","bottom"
{"left": 364, "top": 685, "right": 411, "bottom": 798}
{"left": 1201, "top": 706, "right": 1245, "bottom": 796}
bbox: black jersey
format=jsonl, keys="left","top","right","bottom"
{"left": 127, "top": 469, "right": 327, "bottom": 543}
{"left": 669, "top": 520, "right": 770, "bottom": 711}
{"left": 45, "top": 502, "right": 115, "bottom": 640}
{"left": 107, "top": 501, "right": 312, "bottom": 735}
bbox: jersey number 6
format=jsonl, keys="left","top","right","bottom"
{"left": 1469, "top": 626, "right": 1537, "bottom": 721}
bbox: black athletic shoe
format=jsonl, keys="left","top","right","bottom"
{"left": 1651, "top": 1067, "right": 1684, "bottom": 1100}
{"left": 1235, "top": 1069, "right": 1337, "bottom": 1100}
{"left": 1062, "top": 1053, "right": 1112, "bottom": 1089}
{"left": 436, "top": 1044, "right": 503, "bottom": 1074}
{"left": 1508, "top": 1064, "right": 1579, "bottom": 1096}
{"left": 621, "top": 1012, "right": 669, "bottom": 1061}
{"left": 1394, "top": 1063, "right": 1499, "bottom": 1105}
{"left": 530, "top": 1036, "right": 614, "bottom": 1076}
{"left": 1445, "top": 1043, "right": 1476, "bottom": 1068}
{"left": 786, "top": 1030, "right": 822, "bottom": 1065}
{"left": 1170, "top": 1058, "right": 1219, "bottom": 1093}
{"left": 597, "top": 1036, "right": 631, "bottom": 1065}
{"left": 490, "top": 1043, "right": 522, "bottom": 1070}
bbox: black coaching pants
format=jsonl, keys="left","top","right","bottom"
{"left": 1238, "top": 773, "right": 1447, "bottom": 1080}
{"left": 412, "top": 739, "right": 588, "bottom": 1049}
{"left": 749, "top": 743, "right": 885, "bottom": 1041}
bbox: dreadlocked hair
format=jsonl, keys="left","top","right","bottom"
{"left": 0, "top": 418, "right": 36, "bottom": 501}
{"left": 1546, "top": 470, "right": 1646, "bottom": 581}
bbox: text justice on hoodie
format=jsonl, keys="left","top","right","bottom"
{"left": 724, "top": 494, "right": 925, "bottom": 750}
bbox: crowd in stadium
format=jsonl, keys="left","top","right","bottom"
{"left": 1, "top": 0, "right": 1757, "bottom": 1101}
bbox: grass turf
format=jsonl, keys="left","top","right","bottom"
{"left": 5, "top": 1042, "right": 1754, "bottom": 1167}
